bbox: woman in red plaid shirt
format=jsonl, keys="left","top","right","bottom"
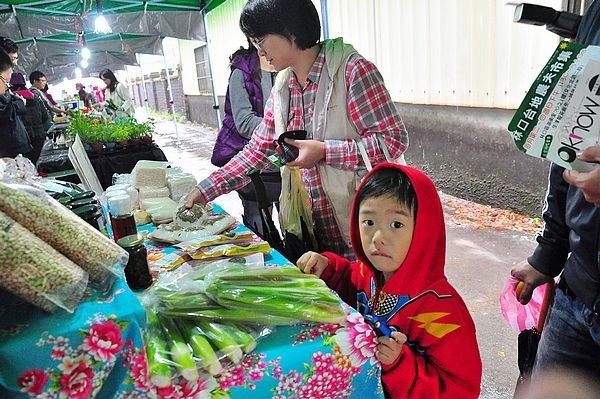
{"left": 186, "top": 0, "right": 408, "bottom": 260}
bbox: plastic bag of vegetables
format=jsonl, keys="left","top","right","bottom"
{"left": 0, "top": 210, "right": 89, "bottom": 313}
{"left": 0, "top": 182, "right": 127, "bottom": 292}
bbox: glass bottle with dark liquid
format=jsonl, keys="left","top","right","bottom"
{"left": 108, "top": 194, "right": 137, "bottom": 242}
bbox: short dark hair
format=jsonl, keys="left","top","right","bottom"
{"left": 354, "top": 167, "right": 417, "bottom": 221}
{"left": 99, "top": 68, "right": 118, "bottom": 92}
{"left": 239, "top": 0, "right": 321, "bottom": 50}
{"left": 29, "top": 71, "right": 46, "bottom": 84}
{"left": 0, "top": 50, "right": 12, "bottom": 73}
{"left": 0, "top": 36, "right": 18, "bottom": 55}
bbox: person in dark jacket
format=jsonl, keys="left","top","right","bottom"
{"left": 511, "top": 0, "right": 600, "bottom": 387}
{"left": 0, "top": 51, "right": 31, "bottom": 159}
{"left": 10, "top": 72, "right": 49, "bottom": 164}
{"left": 210, "top": 43, "right": 281, "bottom": 236}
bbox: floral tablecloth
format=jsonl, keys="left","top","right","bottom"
{"left": 0, "top": 207, "right": 384, "bottom": 398}
{"left": 0, "top": 277, "right": 147, "bottom": 399}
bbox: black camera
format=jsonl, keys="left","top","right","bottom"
{"left": 513, "top": 3, "right": 582, "bottom": 38}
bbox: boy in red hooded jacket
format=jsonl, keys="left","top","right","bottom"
{"left": 297, "top": 163, "right": 482, "bottom": 398}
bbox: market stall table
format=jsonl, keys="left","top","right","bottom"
{"left": 0, "top": 277, "right": 147, "bottom": 398}
{"left": 36, "top": 140, "right": 168, "bottom": 189}
{"left": 140, "top": 214, "right": 385, "bottom": 399}
{"left": 0, "top": 208, "right": 384, "bottom": 398}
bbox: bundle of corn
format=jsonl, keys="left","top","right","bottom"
{"left": 0, "top": 210, "right": 88, "bottom": 313}
{"left": 0, "top": 183, "right": 127, "bottom": 291}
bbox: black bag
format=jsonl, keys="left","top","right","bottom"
{"left": 249, "top": 172, "right": 317, "bottom": 264}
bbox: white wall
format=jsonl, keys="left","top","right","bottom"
{"left": 326, "top": 0, "right": 562, "bottom": 109}
{"left": 190, "top": 0, "right": 564, "bottom": 110}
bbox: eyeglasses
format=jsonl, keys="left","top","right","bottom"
{"left": 251, "top": 37, "right": 266, "bottom": 52}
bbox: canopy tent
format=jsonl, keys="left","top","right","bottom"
{"left": 0, "top": 0, "right": 227, "bottom": 41}
{"left": 15, "top": 33, "right": 163, "bottom": 80}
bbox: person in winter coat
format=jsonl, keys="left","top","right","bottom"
{"left": 511, "top": 0, "right": 600, "bottom": 387}
{"left": 10, "top": 72, "right": 49, "bottom": 164}
{"left": 296, "top": 163, "right": 482, "bottom": 398}
{"left": 186, "top": 0, "right": 408, "bottom": 261}
{"left": 0, "top": 51, "right": 31, "bottom": 159}
{"left": 211, "top": 43, "right": 281, "bottom": 236}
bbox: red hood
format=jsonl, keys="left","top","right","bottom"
{"left": 350, "top": 162, "right": 447, "bottom": 297}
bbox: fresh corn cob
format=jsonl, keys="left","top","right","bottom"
{"left": 198, "top": 321, "right": 243, "bottom": 364}
{"left": 217, "top": 323, "right": 257, "bottom": 353}
{"left": 146, "top": 310, "right": 172, "bottom": 388}
{"left": 163, "top": 308, "right": 295, "bottom": 325}
{"left": 177, "top": 319, "right": 223, "bottom": 375}
{"left": 159, "top": 316, "right": 199, "bottom": 382}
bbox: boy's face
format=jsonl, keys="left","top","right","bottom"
{"left": 358, "top": 195, "right": 415, "bottom": 282}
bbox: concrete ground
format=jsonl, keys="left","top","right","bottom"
{"left": 153, "top": 117, "right": 537, "bottom": 399}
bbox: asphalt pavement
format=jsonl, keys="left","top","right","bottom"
{"left": 152, "top": 117, "right": 538, "bottom": 399}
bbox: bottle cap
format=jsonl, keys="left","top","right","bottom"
{"left": 108, "top": 194, "right": 132, "bottom": 216}
{"left": 117, "top": 234, "right": 145, "bottom": 248}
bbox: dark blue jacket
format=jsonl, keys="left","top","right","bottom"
{"left": 529, "top": 0, "right": 600, "bottom": 312}
{"left": 0, "top": 92, "right": 32, "bottom": 158}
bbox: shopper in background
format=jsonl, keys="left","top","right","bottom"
{"left": 99, "top": 68, "right": 135, "bottom": 118}
{"left": 0, "top": 36, "right": 19, "bottom": 67}
{"left": 29, "top": 71, "right": 66, "bottom": 128}
{"left": 0, "top": 52, "right": 31, "bottom": 158}
{"left": 76, "top": 82, "right": 93, "bottom": 108}
{"left": 211, "top": 42, "right": 281, "bottom": 236}
{"left": 186, "top": 0, "right": 408, "bottom": 260}
{"left": 10, "top": 72, "right": 49, "bottom": 164}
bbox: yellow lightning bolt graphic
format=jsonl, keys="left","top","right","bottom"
{"left": 409, "top": 312, "right": 461, "bottom": 338}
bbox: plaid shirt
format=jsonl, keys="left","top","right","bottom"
{"left": 199, "top": 44, "right": 408, "bottom": 259}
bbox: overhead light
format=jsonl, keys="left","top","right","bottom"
{"left": 81, "top": 47, "right": 91, "bottom": 60}
{"left": 80, "top": 59, "right": 89, "bottom": 69}
{"left": 94, "top": 0, "right": 112, "bottom": 34}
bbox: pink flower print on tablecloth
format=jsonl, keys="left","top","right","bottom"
{"left": 58, "top": 361, "right": 95, "bottom": 399}
{"left": 334, "top": 312, "right": 378, "bottom": 367}
{"left": 297, "top": 352, "right": 355, "bottom": 399}
{"left": 16, "top": 369, "right": 48, "bottom": 394}
{"left": 83, "top": 320, "right": 124, "bottom": 362}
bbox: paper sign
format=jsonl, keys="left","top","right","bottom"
{"left": 508, "top": 41, "right": 600, "bottom": 171}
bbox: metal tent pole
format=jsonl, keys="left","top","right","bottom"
{"left": 136, "top": 53, "right": 149, "bottom": 109}
{"left": 202, "top": 8, "right": 222, "bottom": 127}
{"left": 162, "top": 39, "right": 180, "bottom": 146}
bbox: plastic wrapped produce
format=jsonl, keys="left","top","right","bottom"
{"left": 0, "top": 210, "right": 89, "bottom": 313}
{"left": 0, "top": 182, "right": 127, "bottom": 291}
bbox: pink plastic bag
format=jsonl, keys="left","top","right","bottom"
{"left": 499, "top": 276, "right": 547, "bottom": 333}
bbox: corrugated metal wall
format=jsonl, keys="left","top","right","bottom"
{"left": 199, "top": 0, "right": 567, "bottom": 110}
{"left": 326, "top": 0, "right": 563, "bottom": 109}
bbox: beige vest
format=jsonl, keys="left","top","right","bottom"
{"left": 272, "top": 38, "right": 363, "bottom": 247}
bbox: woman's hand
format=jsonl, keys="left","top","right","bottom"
{"left": 376, "top": 331, "right": 407, "bottom": 366}
{"left": 285, "top": 138, "right": 325, "bottom": 168}
{"left": 296, "top": 251, "right": 329, "bottom": 277}
{"left": 184, "top": 187, "right": 207, "bottom": 209}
